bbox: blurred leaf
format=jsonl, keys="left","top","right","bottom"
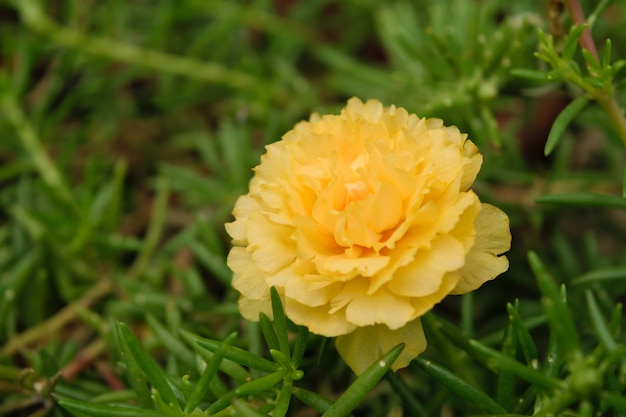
{"left": 146, "top": 314, "right": 196, "bottom": 371}
{"left": 291, "top": 326, "right": 309, "bottom": 368}
{"left": 322, "top": 343, "right": 405, "bottom": 417}
{"left": 506, "top": 302, "right": 539, "bottom": 365}
{"left": 469, "top": 340, "right": 563, "bottom": 391}
{"left": 385, "top": 372, "right": 429, "bottom": 417}
{"left": 179, "top": 329, "right": 249, "bottom": 383}
{"left": 544, "top": 95, "right": 589, "bottom": 156}
{"left": 57, "top": 397, "right": 168, "bottom": 417}
{"left": 412, "top": 356, "right": 507, "bottom": 415}
{"left": 195, "top": 338, "right": 279, "bottom": 373}
{"left": 537, "top": 191, "right": 626, "bottom": 209}
{"left": 496, "top": 307, "right": 518, "bottom": 409}
{"left": 270, "top": 287, "right": 290, "bottom": 360}
{"left": 231, "top": 399, "right": 266, "bottom": 417}
{"left": 185, "top": 333, "right": 237, "bottom": 413}
{"left": 562, "top": 25, "right": 587, "bottom": 61}
{"left": 117, "top": 323, "right": 180, "bottom": 410}
{"left": 293, "top": 387, "right": 349, "bottom": 416}
{"left": 258, "top": 312, "right": 279, "bottom": 352}
{"left": 529, "top": 253, "right": 581, "bottom": 362}
{"left": 585, "top": 290, "right": 617, "bottom": 352}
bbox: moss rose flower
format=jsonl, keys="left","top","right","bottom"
{"left": 226, "top": 98, "right": 511, "bottom": 374}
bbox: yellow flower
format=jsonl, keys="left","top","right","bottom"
{"left": 226, "top": 98, "right": 511, "bottom": 375}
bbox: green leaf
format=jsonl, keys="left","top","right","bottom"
{"left": 609, "top": 303, "right": 623, "bottom": 334}
{"left": 185, "top": 332, "right": 237, "bottom": 413}
{"left": 511, "top": 68, "right": 550, "bottom": 82}
{"left": 146, "top": 315, "right": 196, "bottom": 371}
{"left": 258, "top": 312, "right": 279, "bottom": 352}
{"left": 469, "top": 340, "right": 563, "bottom": 391}
{"left": 290, "top": 325, "right": 309, "bottom": 368}
{"left": 544, "top": 95, "right": 589, "bottom": 156}
{"left": 537, "top": 191, "right": 626, "bottom": 209}
{"left": 385, "top": 372, "right": 428, "bottom": 417}
{"left": 273, "top": 379, "right": 294, "bottom": 417}
{"left": 412, "top": 357, "right": 507, "bottom": 414}
{"left": 571, "top": 267, "right": 626, "bottom": 285}
{"left": 178, "top": 329, "right": 249, "bottom": 383}
{"left": 195, "top": 338, "right": 279, "bottom": 373}
{"left": 0, "top": 250, "right": 38, "bottom": 338}
{"left": 322, "top": 344, "right": 405, "bottom": 417}
{"left": 116, "top": 323, "right": 153, "bottom": 408}
{"left": 235, "top": 368, "right": 290, "bottom": 396}
{"left": 231, "top": 399, "right": 266, "bottom": 417}
{"left": 506, "top": 302, "right": 538, "bottom": 365}
{"left": 496, "top": 307, "right": 517, "bottom": 409}
{"left": 460, "top": 293, "right": 474, "bottom": 338}
{"left": 292, "top": 388, "right": 349, "bottom": 415}
{"left": 187, "top": 240, "right": 232, "bottom": 286}
{"left": 270, "top": 287, "right": 291, "bottom": 360}
{"left": 57, "top": 397, "right": 168, "bottom": 417}
{"left": 602, "top": 392, "right": 626, "bottom": 415}
{"left": 152, "top": 390, "right": 186, "bottom": 417}
{"left": 117, "top": 323, "right": 180, "bottom": 410}
{"left": 528, "top": 252, "right": 581, "bottom": 361}
{"left": 562, "top": 24, "right": 586, "bottom": 61}
{"left": 543, "top": 328, "right": 565, "bottom": 379}
{"left": 602, "top": 39, "right": 612, "bottom": 69}
{"left": 622, "top": 163, "right": 626, "bottom": 198}
{"left": 585, "top": 289, "right": 617, "bottom": 352}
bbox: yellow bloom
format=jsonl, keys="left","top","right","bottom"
{"left": 226, "top": 98, "right": 511, "bottom": 375}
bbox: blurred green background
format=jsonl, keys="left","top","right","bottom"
{"left": 1, "top": 0, "right": 626, "bottom": 416}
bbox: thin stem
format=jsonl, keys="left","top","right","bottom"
{"left": 14, "top": 0, "right": 271, "bottom": 93}
{"left": 0, "top": 279, "right": 113, "bottom": 356}
{"left": 0, "top": 87, "right": 76, "bottom": 210}
{"left": 597, "top": 94, "right": 626, "bottom": 147}
{"left": 563, "top": 0, "right": 599, "bottom": 60}
{"left": 60, "top": 339, "right": 108, "bottom": 382}
{"left": 127, "top": 177, "right": 170, "bottom": 280}
{"left": 563, "top": 0, "right": 626, "bottom": 147}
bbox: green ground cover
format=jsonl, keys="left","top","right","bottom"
{"left": 1, "top": 0, "right": 625, "bottom": 416}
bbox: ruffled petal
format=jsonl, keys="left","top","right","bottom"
{"left": 452, "top": 204, "right": 511, "bottom": 294}
{"left": 285, "top": 298, "right": 356, "bottom": 337}
{"left": 247, "top": 212, "right": 296, "bottom": 274}
{"left": 341, "top": 280, "right": 416, "bottom": 329}
{"left": 335, "top": 319, "right": 426, "bottom": 375}
{"left": 388, "top": 234, "right": 465, "bottom": 297}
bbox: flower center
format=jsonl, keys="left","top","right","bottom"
{"left": 344, "top": 180, "right": 370, "bottom": 206}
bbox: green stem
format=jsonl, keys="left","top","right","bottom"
{"left": 563, "top": 0, "right": 599, "bottom": 60}
{"left": 0, "top": 87, "right": 76, "bottom": 209}
{"left": 0, "top": 279, "right": 113, "bottom": 356}
{"left": 563, "top": 0, "right": 626, "bottom": 147}
{"left": 597, "top": 94, "right": 626, "bottom": 147}
{"left": 127, "top": 177, "right": 170, "bottom": 280}
{"left": 13, "top": 0, "right": 270, "bottom": 93}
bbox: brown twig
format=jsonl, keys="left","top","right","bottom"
{"left": 562, "top": 0, "right": 599, "bottom": 60}
{"left": 60, "top": 339, "right": 108, "bottom": 382}
{"left": 1, "top": 279, "right": 113, "bottom": 356}
{"left": 562, "top": 0, "right": 626, "bottom": 147}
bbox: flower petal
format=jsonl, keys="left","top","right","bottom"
{"left": 238, "top": 297, "right": 272, "bottom": 322}
{"left": 340, "top": 279, "right": 416, "bottom": 329}
{"left": 452, "top": 204, "right": 511, "bottom": 294}
{"left": 225, "top": 195, "right": 262, "bottom": 244}
{"left": 410, "top": 271, "right": 460, "bottom": 317}
{"left": 228, "top": 247, "right": 269, "bottom": 300}
{"left": 335, "top": 319, "right": 426, "bottom": 375}
{"left": 285, "top": 298, "right": 356, "bottom": 337}
{"left": 247, "top": 212, "right": 296, "bottom": 274}
{"left": 388, "top": 234, "right": 465, "bottom": 297}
